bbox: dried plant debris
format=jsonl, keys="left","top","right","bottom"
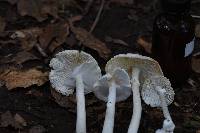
{"left": 38, "top": 21, "right": 70, "bottom": 52}
{"left": 17, "top": 0, "right": 59, "bottom": 22}
{"left": 137, "top": 35, "right": 152, "bottom": 54}
{"left": 51, "top": 87, "right": 76, "bottom": 110}
{"left": 0, "top": 16, "right": 6, "bottom": 33}
{"left": 29, "top": 125, "right": 46, "bottom": 133}
{"left": 10, "top": 21, "right": 70, "bottom": 53}
{"left": 0, "top": 68, "right": 48, "bottom": 90}
{"left": 192, "top": 57, "right": 200, "bottom": 73}
{"left": 51, "top": 87, "right": 100, "bottom": 112}
{"left": 0, "top": 51, "right": 39, "bottom": 65}
{"left": 195, "top": 24, "right": 200, "bottom": 38}
{"left": 0, "top": 111, "right": 27, "bottom": 129}
{"left": 70, "top": 25, "right": 111, "bottom": 59}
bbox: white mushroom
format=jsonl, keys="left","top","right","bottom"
{"left": 94, "top": 68, "right": 131, "bottom": 133}
{"left": 49, "top": 50, "right": 101, "bottom": 133}
{"left": 141, "top": 75, "right": 175, "bottom": 133}
{"left": 106, "top": 53, "right": 163, "bottom": 133}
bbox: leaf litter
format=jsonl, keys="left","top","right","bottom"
{"left": 0, "top": 0, "right": 200, "bottom": 133}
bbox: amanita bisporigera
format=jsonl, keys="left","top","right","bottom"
{"left": 94, "top": 68, "right": 131, "bottom": 133}
{"left": 141, "top": 75, "right": 175, "bottom": 133}
{"left": 105, "top": 54, "right": 163, "bottom": 133}
{"left": 49, "top": 50, "right": 101, "bottom": 133}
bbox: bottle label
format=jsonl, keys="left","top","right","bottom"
{"left": 185, "top": 38, "right": 195, "bottom": 57}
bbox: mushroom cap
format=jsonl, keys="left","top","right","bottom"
{"left": 141, "top": 75, "right": 175, "bottom": 107}
{"left": 49, "top": 50, "right": 101, "bottom": 96}
{"left": 93, "top": 68, "right": 131, "bottom": 102}
{"left": 105, "top": 53, "right": 163, "bottom": 82}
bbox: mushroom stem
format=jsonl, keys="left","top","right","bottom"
{"left": 128, "top": 68, "right": 142, "bottom": 133}
{"left": 75, "top": 74, "right": 86, "bottom": 133}
{"left": 155, "top": 86, "right": 172, "bottom": 120}
{"left": 155, "top": 86, "right": 175, "bottom": 132}
{"left": 102, "top": 81, "right": 117, "bottom": 133}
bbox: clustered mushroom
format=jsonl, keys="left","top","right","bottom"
{"left": 49, "top": 50, "right": 175, "bottom": 133}
{"left": 106, "top": 54, "right": 163, "bottom": 133}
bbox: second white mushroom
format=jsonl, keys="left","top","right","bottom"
{"left": 94, "top": 68, "right": 131, "bottom": 133}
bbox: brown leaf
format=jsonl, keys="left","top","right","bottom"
{"left": 13, "top": 51, "right": 39, "bottom": 64}
{"left": 0, "top": 111, "right": 26, "bottom": 129}
{"left": 11, "top": 27, "right": 42, "bottom": 51}
{"left": 17, "top": 0, "right": 58, "bottom": 22}
{"left": 70, "top": 25, "right": 111, "bottom": 59}
{"left": 195, "top": 24, "right": 200, "bottom": 38}
{"left": 11, "top": 22, "right": 69, "bottom": 53}
{"left": 137, "top": 35, "right": 152, "bottom": 54}
{"left": 0, "top": 51, "right": 39, "bottom": 65}
{"left": 192, "top": 57, "right": 200, "bottom": 73}
{"left": 14, "top": 114, "right": 27, "bottom": 127}
{"left": 0, "top": 17, "right": 6, "bottom": 33}
{"left": 0, "top": 111, "right": 13, "bottom": 127}
{"left": 29, "top": 125, "right": 46, "bottom": 133}
{"left": 0, "top": 68, "right": 48, "bottom": 90}
{"left": 39, "top": 22, "right": 69, "bottom": 51}
{"left": 51, "top": 88, "right": 76, "bottom": 110}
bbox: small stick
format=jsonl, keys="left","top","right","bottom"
{"left": 192, "top": 15, "right": 200, "bottom": 19}
{"left": 35, "top": 43, "right": 48, "bottom": 57}
{"left": 79, "top": 0, "right": 105, "bottom": 52}
{"left": 89, "top": 0, "right": 105, "bottom": 33}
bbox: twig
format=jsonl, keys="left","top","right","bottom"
{"left": 89, "top": 0, "right": 105, "bottom": 33}
{"left": 79, "top": 0, "right": 105, "bottom": 52}
{"left": 192, "top": 15, "right": 200, "bottom": 19}
{"left": 35, "top": 43, "right": 48, "bottom": 57}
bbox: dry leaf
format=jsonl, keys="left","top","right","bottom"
{"left": 0, "top": 16, "right": 6, "bottom": 32}
{"left": 12, "top": 51, "right": 39, "bottom": 64}
{"left": 11, "top": 27, "right": 42, "bottom": 51}
{"left": 195, "top": 24, "right": 200, "bottom": 38}
{"left": 0, "top": 68, "right": 48, "bottom": 90}
{"left": 0, "top": 111, "right": 13, "bottom": 127}
{"left": 0, "top": 111, "right": 27, "bottom": 129}
{"left": 11, "top": 22, "right": 69, "bottom": 53}
{"left": 70, "top": 26, "right": 111, "bottom": 59}
{"left": 17, "top": 0, "right": 58, "bottom": 22}
{"left": 137, "top": 35, "right": 152, "bottom": 54}
{"left": 51, "top": 88, "right": 76, "bottom": 110}
{"left": 39, "top": 22, "right": 69, "bottom": 51}
{"left": 14, "top": 114, "right": 27, "bottom": 127}
{"left": 192, "top": 57, "right": 200, "bottom": 73}
{"left": 29, "top": 125, "right": 46, "bottom": 133}
{"left": 0, "top": 51, "right": 39, "bottom": 66}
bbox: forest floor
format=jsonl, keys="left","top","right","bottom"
{"left": 0, "top": 0, "right": 200, "bottom": 133}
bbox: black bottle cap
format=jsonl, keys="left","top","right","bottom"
{"left": 161, "top": 0, "right": 191, "bottom": 14}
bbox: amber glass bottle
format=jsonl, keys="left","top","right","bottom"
{"left": 152, "top": 0, "right": 195, "bottom": 88}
